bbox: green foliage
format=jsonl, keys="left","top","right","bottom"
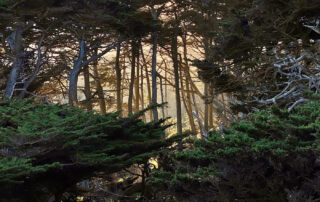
{"left": 0, "top": 158, "right": 60, "bottom": 183}
{"left": 151, "top": 101, "right": 320, "bottom": 201}
{"left": 0, "top": 98, "right": 181, "bottom": 200}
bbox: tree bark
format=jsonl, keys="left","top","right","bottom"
{"left": 83, "top": 59, "right": 92, "bottom": 111}
{"left": 128, "top": 40, "right": 136, "bottom": 115}
{"left": 18, "top": 33, "right": 45, "bottom": 100}
{"left": 179, "top": 44, "right": 196, "bottom": 133}
{"left": 158, "top": 73, "right": 165, "bottom": 119}
{"left": 69, "top": 37, "right": 85, "bottom": 106}
{"left": 92, "top": 48, "right": 106, "bottom": 114}
{"left": 171, "top": 31, "right": 182, "bottom": 135}
{"left": 151, "top": 9, "right": 159, "bottom": 121}
{"left": 185, "top": 75, "right": 196, "bottom": 133}
{"left": 204, "top": 83, "right": 209, "bottom": 131}
{"left": 69, "top": 38, "right": 121, "bottom": 106}
{"left": 5, "top": 25, "right": 24, "bottom": 99}
{"left": 140, "top": 46, "right": 153, "bottom": 121}
{"left": 134, "top": 40, "right": 140, "bottom": 113}
{"left": 115, "top": 42, "right": 122, "bottom": 115}
{"left": 140, "top": 56, "right": 146, "bottom": 122}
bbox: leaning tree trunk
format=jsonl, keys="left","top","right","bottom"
{"left": 68, "top": 38, "right": 121, "bottom": 108}
{"left": 18, "top": 33, "right": 45, "bottom": 100}
{"left": 69, "top": 37, "right": 85, "bottom": 106}
{"left": 5, "top": 25, "right": 24, "bottom": 99}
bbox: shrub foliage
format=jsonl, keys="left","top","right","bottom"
{"left": 151, "top": 101, "right": 320, "bottom": 201}
{"left": 0, "top": 99, "right": 179, "bottom": 201}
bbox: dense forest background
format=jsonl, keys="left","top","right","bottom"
{"left": 1, "top": 0, "right": 320, "bottom": 201}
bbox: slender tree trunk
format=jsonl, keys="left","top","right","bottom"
{"left": 209, "top": 103, "right": 213, "bottom": 129}
{"left": 171, "top": 31, "right": 182, "bottom": 135}
{"left": 151, "top": 31, "right": 159, "bottom": 121}
{"left": 158, "top": 74, "right": 165, "bottom": 119}
{"left": 191, "top": 84, "right": 201, "bottom": 134}
{"left": 164, "top": 61, "right": 169, "bottom": 117}
{"left": 140, "top": 57, "right": 146, "bottom": 122}
{"left": 145, "top": 65, "right": 152, "bottom": 121}
{"left": 140, "top": 43, "right": 152, "bottom": 121}
{"left": 121, "top": 54, "right": 126, "bottom": 114}
{"left": 134, "top": 40, "right": 140, "bottom": 113}
{"left": 203, "top": 37, "right": 211, "bottom": 131}
{"left": 69, "top": 37, "right": 85, "bottom": 106}
{"left": 115, "top": 42, "right": 122, "bottom": 115}
{"left": 178, "top": 51, "right": 196, "bottom": 133}
{"left": 18, "top": 33, "right": 45, "bottom": 100}
{"left": 204, "top": 83, "right": 209, "bottom": 131}
{"left": 128, "top": 40, "right": 136, "bottom": 115}
{"left": 185, "top": 75, "right": 196, "bottom": 133}
{"left": 83, "top": 59, "right": 92, "bottom": 111}
{"left": 5, "top": 26, "right": 24, "bottom": 99}
{"left": 93, "top": 48, "right": 106, "bottom": 114}
{"left": 69, "top": 38, "right": 121, "bottom": 106}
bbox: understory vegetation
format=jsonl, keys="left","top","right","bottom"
{"left": 151, "top": 97, "right": 320, "bottom": 201}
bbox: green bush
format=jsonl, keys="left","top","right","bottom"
{"left": 0, "top": 99, "right": 180, "bottom": 201}
{"left": 151, "top": 101, "right": 320, "bottom": 201}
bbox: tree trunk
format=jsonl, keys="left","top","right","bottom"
{"left": 151, "top": 31, "right": 159, "bottom": 121}
{"left": 164, "top": 60, "right": 169, "bottom": 117}
{"left": 204, "top": 83, "right": 209, "bottom": 131}
{"left": 158, "top": 74, "right": 165, "bottom": 119}
{"left": 68, "top": 38, "right": 120, "bottom": 107}
{"left": 93, "top": 48, "right": 106, "bottom": 114}
{"left": 151, "top": 8, "right": 159, "bottom": 121}
{"left": 69, "top": 37, "right": 85, "bottom": 106}
{"left": 128, "top": 40, "right": 136, "bottom": 115}
{"left": 203, "top": 37, "right": 211, "bottom": 131}
{"left": 171, "top": 31, "right": 182, "bottom": 135}
{"left": 140, "top": 46, "right": 153, "bottom": 121}
{"left": 209, "top": 103, "right": 213, "bottom": 129}
{"left": 5, "top": 25, "right": 24, "bottom": 99}
{"left": 83, "top": 60, "right": 92, "bottom": 111}
{"left": 185, "top": 75, "right": 196, "bottom": 133}
{"left": 140, "top": 55, "right": 146, "bottom": 122}
{"left": 134, "top": 40, "right": 140, "bottom": 113}
{"left": 18, "top": 33, "right": 45, "bottom": 100}
{"left": 115, "top": 42, "right": 122, "bottom": 115}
